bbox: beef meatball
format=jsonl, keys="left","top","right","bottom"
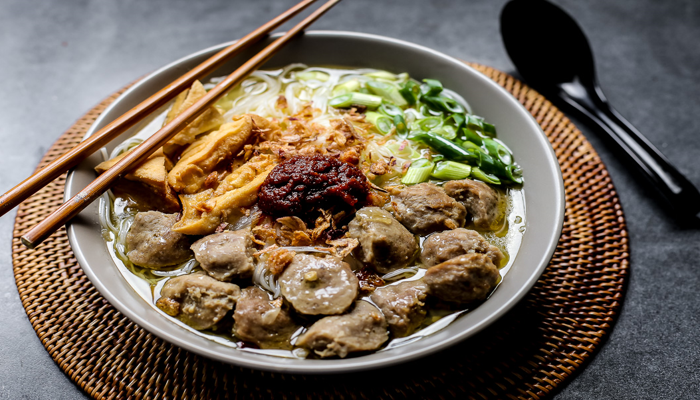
{"left": 370, "top": 279, "right": 428, "bottom": 337}
{"left": 233, "top": 286, "right": 298, "bottom": 349}
{"left": 295, "top": 301, "right": 388, "bottom": 358}
{"left": 348, "top": 207, "right": 417, "bottom": 274}
{"left": 391, "top": 183, "right": 466, "bottom": 234}
{"left": 156, "top": 273, "right": 240, "bottom": 330}
{"left": 126, "top": 211, "right": 192, "bottom": 268}
{"left": 421, "top": 228, "right": 504, "bottom": 268}
{"left": 279, "top": 254, "right": 359, "bottom": 315}
{"left": 424, "top": 253, "right": 500, "bottom": 304}
{"left": 191, "top": 229, "right": 255, "bottom": 281}
{"left": 443, "top": 179, "right": 502, "bottom": 230}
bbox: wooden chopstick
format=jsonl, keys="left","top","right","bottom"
{"left": 0, "top": 0, "right": 319, "bottom": 219}
{"left": 21, "top": 0, "right": 341, "bottom": 249}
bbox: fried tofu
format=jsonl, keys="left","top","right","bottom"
{"left": 167, "top": 115, "right": 258, "bottom": 194}
{"left": 95, "top": 148, "right": 179, "bottom": 212}
{"left": 162, "top": 80, "right": 225, "bottom": 159}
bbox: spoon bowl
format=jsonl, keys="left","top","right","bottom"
{"left": 501, "top": 0, "right": 700, "bottom": 220}
{"left": 501, "top": 0, "right": 594, "bottom": 87}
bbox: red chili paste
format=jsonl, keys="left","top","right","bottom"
{"left": 258, "top": 155, "right": 370, "bottom": 217}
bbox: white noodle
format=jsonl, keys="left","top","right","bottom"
{"left": 382, "top": 266, "right": 420, "bottom": 281}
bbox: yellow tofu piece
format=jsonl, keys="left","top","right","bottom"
{"left": 95, "top": 148, "right": 179, "bottom": 211}
{"left": 172, "top": 168, "right": 272, "bottom": 235}
{"left": 163, "top": 80, "right": 225, "bottom": 158}
{"left": 167, "top": 115, "right": 256, "bottom": 194}
{"left": 213, "top": 153, "right": 276, "bottom": 196}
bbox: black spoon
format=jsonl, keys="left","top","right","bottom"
{"left": 500, "top": 0, "right": 700, "bottom": 220}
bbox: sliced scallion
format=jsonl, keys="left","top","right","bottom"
{"left": 365, "top": 81, "right": 407, "bottom": 106}
{"left": 394, "top": 114, "right": 408, "bottom": 136}
{"left": 420, "top": 103, "right": 443, "bottom": 117}
{"left": 399, "top": 81, "right": 420, "bottom": 105}
{"left": 466, "top": 115, "right": 496, "bottom": 135}
{"left": 414, "top": 116, "right": 442, "bottom": 132}
{"left": 379, "top": 103, "right": 404, "bottom": 118}
{"left": 483, "top": 122, "right": 497, "bottom": 136}
{"left": 461, "top": 140, "right": 487, "bottom": 154}
{"left": 364, "top": 71, "right": 397, "bottom": 80}
{"left": 503, "top": 164, "right": 523, "bottom": 184}
{"left": 421, "top": 79, "right": 444, "bottom": 96}
{"left": 431, "top": 161, "right": 472, "bottom": 180}
{"left": 483, "top": 138, "right": 500, "bottom": 158}
{"left": 462, "top": 127, "right": 484, "bottom": 145}
{"left": 471, "top": 167, "right": 501, "bottom": 185}
{"left": 498, "top": 146, "right": 514, "bottom": 166}
{"left": 365, "top": 112, "right": 393, "bottom": 135}
{"left": 411, "top": 158, "right": 433, "bottom": 168}
{"left": 433, "top": 124, "right": 457, "bottom": 140}
{"left": 332, "top": 79, "right": 360, "bottom": 96}
{"left": 295, "top": 71, "right": 329, "bottom": 81}
{"left": 329, "top": 92, "right": 383, "bottom": 109}
{"left": 431, "top": 154, "right": 446, "bottom": 163}
{"left": 476, "top": 152, "right": 502, "bottom": 175}
{"left": 422, "top": 95, "right": 466, "bottom": 114}
{"left": 401, "top": 160, "right": 434, "bottom": 185}
{"left": 410, "top": 132, "right": 480, "bottom": 163}
{"left": 445, "top": 113, "right": 466, "bottom": 131}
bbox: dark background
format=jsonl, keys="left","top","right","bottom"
{"left": 1, "top": 0, "right": 698, "bottom": 398}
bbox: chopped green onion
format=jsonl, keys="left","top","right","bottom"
{"left": 420, "top": 103, "right": 443, "bottom": 117}
{"left": 379, "top": 103, "right": 404, "bottom": 118}
{"left": 410, "top": 132, "right": 480, "bottom": 163}
{"left": 411, "top": 158, "right": 433, "bottom": 168}
{"left": 365, "top": 112, "right": 393, "bottom": 135}
{"left": 332, "top": 79, "right": 360, "bottom": 96}
{"left": 445, "top": 113, "right": 466, "bottom": 131}
{"left": 483, "top": 138, "right": 513, "bottom": 166}
{"left": 471, "top": 167, "right": 501, "bottom": 185}
{"left": 483, "top": 122, "right": 497, "bottom": 136}
{"left": 431, "top": 154, "right": 446, "bottom": 163}
{"left": 476, "top": 152, "right": 503, "bottom": 175}
{"left": 393, "top": 114, "right": 408, "bottom": 136}
{"left": 431, "top": 161, "right": 472, "bottom": 180}
{"left": 462, "top": 127, "right": 484, "bottom": 145}
{"left": 364, "top": 71, "right": 397, "bottom": 80}
{"left": 466, "top": 115, "right": 496, "bottom": 135}
{"left": 296, "top": 71, "right": 329, "bottom": 81}
{"left": 482, "top": 138, "right": 499, "bottom": 158}
{"left": 421, "top": 79, "right": 443, "bottom": 96}
{"left": 414, "top": 117, "right": 442, "bottom": 132}
{"left": 433, "top": 124, "right": 457, "bottom": 140}
{"left": 461, "top": 140, "right": 487, "bottom": 154}
{"left": 399, "top": 81, "right": 420, "bottom": 105}
{"left": 422, "top": 95, "right": 466, "bottom": 114}
{"left": 359, "top": 87, "right": 371, "bottom": 94}
{"left": 329, "top": 92, "right": 383, "bottom": 109}
{"left": 502, "top": 164, "right": 523, "bottom": 184}
{"left": 402, "top": 160, "right": 434, "bottom": 185}
{"left": 365, "top": 81, "right": 407, "bottom": 106}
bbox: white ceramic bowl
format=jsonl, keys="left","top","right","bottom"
{"left": 65, "top": 31, "right": 565, "bottom": 374}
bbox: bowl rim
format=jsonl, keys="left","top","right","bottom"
{"left": 65, "top": 30, "right": 565, "bottom": 374}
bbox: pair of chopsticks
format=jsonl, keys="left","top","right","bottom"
{"left": 6, "top": 0, "right": 341, "bottom": 248}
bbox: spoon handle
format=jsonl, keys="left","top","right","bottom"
{"left": 557, "top": 83, "right": 700, "bottom": 219}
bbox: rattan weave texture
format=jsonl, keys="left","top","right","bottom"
{"left": 12, "top": 64, "right": 629, "bottom": 400}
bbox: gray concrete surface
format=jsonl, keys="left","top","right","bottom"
{"left": 1, "top": 0, "right": 698, "bottom": 398}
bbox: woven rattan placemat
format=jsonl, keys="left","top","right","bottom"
{"left": 12, "top": 64, "right": 629, "bottom": 400}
